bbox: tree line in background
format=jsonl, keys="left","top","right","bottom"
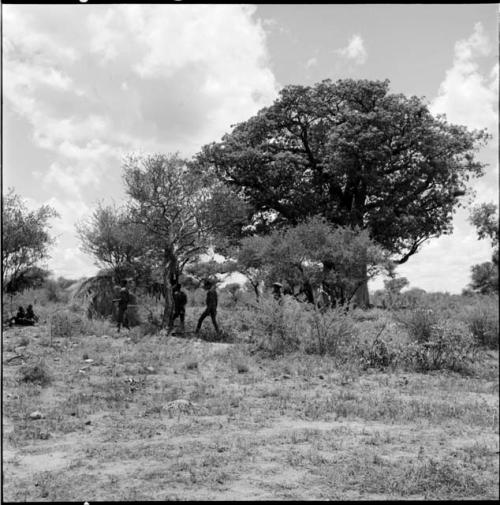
{"left": 2, "top": 79, "right": 498, "bottom": 325}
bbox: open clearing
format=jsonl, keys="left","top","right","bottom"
{"left": 2, "top": 321, "right": 499, "bottom": 501}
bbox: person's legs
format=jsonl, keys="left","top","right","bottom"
{"left": 117, "top": 307, "right": 124, "bottom": 332}
{"left": 123, "top": 308, "right": 130, "bottom": 329}
{"left": 179, "top": 309, "right": 185, "bottom": 333}
{"left": 210, "top": 309, "right": 219, "bottom": 333}
{"left": 195, "top": 308, "right": 210, "bottom": 333}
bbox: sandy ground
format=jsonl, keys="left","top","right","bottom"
{"left": 2, "top": 324, "right": 499, "bottom": 501}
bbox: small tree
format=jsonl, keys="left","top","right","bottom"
{"left": 238, "top": 216, "right": 391, "bottom": 305}
{"left": 2, "top": 189, "right": 58, "bottom": 289}
{"left": 383, "top": 276, "right": 410, "bottom": 307}
{"left": 123, "top": 153, "right": 215, "bottom": 327}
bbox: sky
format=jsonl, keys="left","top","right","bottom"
{"left": 2, "top": 3, "right": 499, "bottom": 293}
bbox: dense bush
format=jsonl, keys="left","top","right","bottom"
{"left": 239, "top": 295, "right": 307, "bottom": 356}
{"left": 355, "top": 336, "right": 400, "bottom": 370}
{"left": 403, "top": 320, "right": 477, "bottom": 372}
{"left": 306, "top": 306, "right": 357, "bottom": 356}
{"left": 460, "top": 298, "right": 499, "bottom": 349}
{"left": 395, "top": 308, "right": 439, "bottom": 343}
{"left": 49, "top": 311, "right": 88, "bottom": 339}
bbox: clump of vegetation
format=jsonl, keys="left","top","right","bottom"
{"left": 403, "top": 319, "right": 477, "bottom": 373}
{"left": 236, "top": 362, "right": 249, "bottom": 373}
{"left": 241, "top": 295, "right": 306, "bottom": 356}
{"left": 19, "top": 360, "right": 51, "bottom": 386}
{"left": 306, "top": 306, "right": 356, "bottom": 356}
{"left": 395, "top": 308, "right": 439, "bottom": 343}
{"left": 461, "top": 299, "right": 499, "bottom": 349}
{"left": 50, "top": 311, "right": 86, "bottom": 339}
{"left": 196, "top": 325, "right": 235, "bottom": 343}
{"left": 355, "top": 336, "right": 400, "bottom": 370}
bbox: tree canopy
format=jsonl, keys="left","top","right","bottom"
{"left": 2, "top": 189, "right": 58, "bottom": 290}
{"left": 76, "top": 202, "right": 150, "bottom": 283}
{"left": 196, "top": 78, "right": 490, "bottom": 265}
{"left": 466, "top": 202, "right": 498, "bottom": 294}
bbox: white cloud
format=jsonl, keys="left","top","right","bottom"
{"left": 306, "top": 56, "right": 318, "bottom": 69}
{"left": 376, "top": 23, "right": 499, "bottom": 294}
{"left": 3, "top": 4, "right": 279, "bottom": 278}
{"left": 336, "top": 34, "right": 367, "bottom": 65}
{"left": 431, "top": 22, "right": 498, "bottom": 133}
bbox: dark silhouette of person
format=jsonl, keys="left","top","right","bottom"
{"left": 15, "top": 306, "right": 26, "bottom": 324}
{"left": 12, "top": 306, "right": 35, "bottom": 326}
{"left": 114, "top": 280, "right": 130, "bottom": 332}
{"left": 195, "top": 279, "right": 219, "bottom": 334}
{"left": 171, "top": 283, "right": 188, "bottom": 334}
{"left": 272, "top": 282, "right": 283, "bottom": 300}
{"left": 26, "top": 304, "right": 38, "bottom": 323}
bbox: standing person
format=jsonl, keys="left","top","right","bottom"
{"left": 195, "top": 279, "right": 219, "bottom": 335}
{"left": 114, "top": 279, "right": 130, "bottom": 332}
{"left": 171, "top": 283, "right": 188, "bottom": 334}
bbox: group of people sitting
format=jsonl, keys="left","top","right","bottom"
{"left": 8, "top": 304, "right": 38, "bottom": 326}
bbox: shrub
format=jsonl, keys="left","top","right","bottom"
{"left": 395, "top": 308, "right": 439, "bottom": 343}
{"left": 403, "top": 320, "right": 477, "bottom": 373}
{"left": 239, "top": 295, "right": 307, "bottom": 357}
{"left": 196, "top": 325, "right": 235, "bottom": 343}
{"left": 49, "top": 311, "right": 86, "bottom": 339}
{"left": 461, "top": 300, "right": 499, "bottom": 349}
{"left": 19, "top": 360, "right": 51, "bottom": 386}
{"left": 306, "top": 306, "right": 357, "bottom": 356}
{"left": 355, "top": 336, "right": 400, "bottom": 370}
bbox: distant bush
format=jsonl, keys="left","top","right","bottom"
{"left": 44, "top": 279, "right": 69, "bottom": 303}
{"left": 19, "top": 360, "right": 51, "bottom": 386}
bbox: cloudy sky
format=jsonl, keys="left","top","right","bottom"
{"left": 2, "top": 3, "right": 498, "bottom": 293}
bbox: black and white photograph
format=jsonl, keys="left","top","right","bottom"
{"left": 2, "top": 1, "right": 499, "bottom": 501}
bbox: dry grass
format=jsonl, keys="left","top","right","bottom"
{"left": 2, "top": 301, "right": 499, "bottom": 501}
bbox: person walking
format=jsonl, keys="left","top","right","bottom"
{"left": 195, "top": 279, "right": 219, "bottom": 335}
